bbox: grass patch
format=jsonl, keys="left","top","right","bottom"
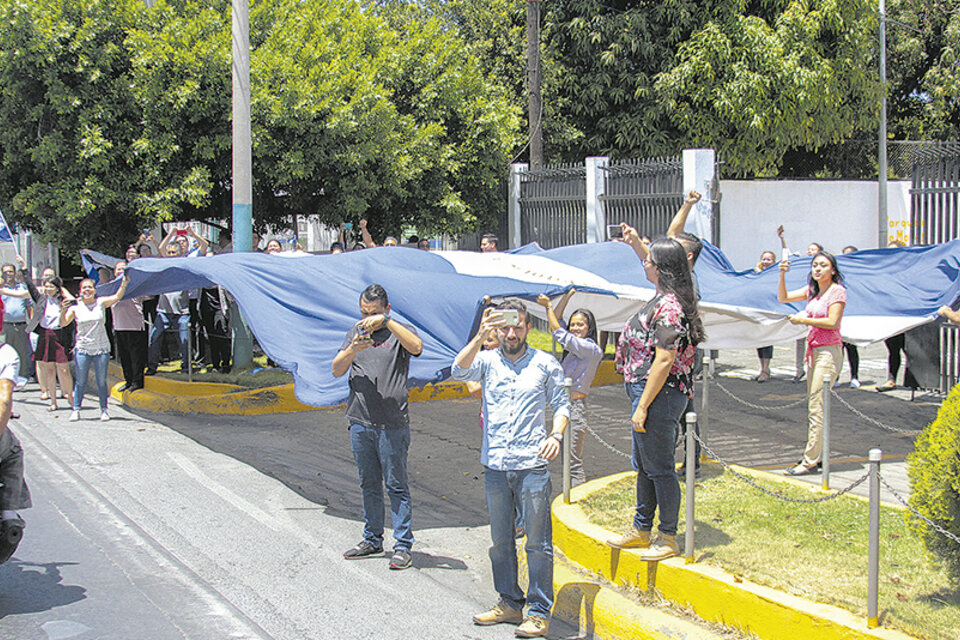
{"left": 527, "top": 329, "right": 616, "bottom": 356}
{"left": 581, "top": 469, "right": 959, "bottom": 640}
{"left": 150, "top": 355, "right": 293, "bottom": 389}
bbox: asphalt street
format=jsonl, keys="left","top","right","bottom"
{"left": 0, "top": 342, "right": 938, "bottom": 639}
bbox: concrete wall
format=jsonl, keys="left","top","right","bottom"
{"left": 717, "top": 180, "right": 912, "bottom": 270}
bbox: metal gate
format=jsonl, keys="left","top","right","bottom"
{"left": 909, "top": 141, "right": 960, "bottom": 245}
{"left": 518, "top": 164, "right": 587, "bottom": 249}
{"left": 601, "top": 156, "right": 685, "bottom": 242}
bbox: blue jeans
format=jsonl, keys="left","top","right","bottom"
{"left": 484, "top": 466, "right": 553, "bottom": 617}
{"left": 349, "top": 424, "right": 413, "bottom": 550}
{"left": 148, "top": 312, "right": 190, "bottom": 371}
{"left": 625, "top": 381, "right": 688, "bottom": 536}
{"left": 74, "top": 351, "right": 110, "bottom": 411}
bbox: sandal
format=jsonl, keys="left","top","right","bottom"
{"left": 40, "top": 392, "right": 49, "bottom": 401}
{"left": 756, "top": 372, "right": 770, "bottom": 383}
{"left": 47, "top": 404, "right": 58, "bottom": 412}
{"left": 876, "top": 380, "right": 896, "bottom": 392}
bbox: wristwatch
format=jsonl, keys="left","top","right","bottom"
{"left": 549, "top": 432, "right": 563, "bottom": 443}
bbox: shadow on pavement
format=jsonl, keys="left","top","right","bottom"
{"left": 0, "top": 560, "right": 86, "bottom": 618}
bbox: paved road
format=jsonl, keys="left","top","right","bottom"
{"left": 0, "top": 343, "right": 937, "bottom": 639}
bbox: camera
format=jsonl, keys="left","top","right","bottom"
{"left": 607, "top": 224, "right": 623, "bottom": 240}
{"left": 499, "top": 309, "right": 520, "bottom": 326}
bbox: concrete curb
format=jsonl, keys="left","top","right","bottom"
{"left": 552, "top": 472, "right": 918, "bottom": 640}
{"left": 109, "top": 359, "right": 625, "bottom": 415}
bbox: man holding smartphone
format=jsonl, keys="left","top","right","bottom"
{"left": 452, "top": 298, "right": 570, "bottom": 638}
{"left": 332, "top": 284, "right": 422, "bottom": 570}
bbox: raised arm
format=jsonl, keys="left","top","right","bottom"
{"left": 666, "top": 190, "right": 702, "bottom": 238}
{"left": 778, "top": 260, "right": 807, "bottom": 303}
{"left": 0, "top": 286, "right": 28, "bottom": 299}
{"left": 157, "top": 227, "right": 177, "bottom": 253}
{"left": 359, "top": 219, "right": 377, "bottom": 248}
{"left": 187, "top": 227, "right": 209, "bottom": 254}
{"left": 59, "top": 297, "right": 76, "bottom": 327}
{"left": 99, "top": 275, "right": 129, "bottom": 309}
{"left": 620, "top": 222, "right": 649, "bottom": 261}
{"left": 536, "top": 294, "right": 565, "bottom": 333}
{"left": 454, "top": 309, "right": 502, "bottom": 371}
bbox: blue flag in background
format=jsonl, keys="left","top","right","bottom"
{"left": 0, "top": 210, "right": 15, "bottom": 244}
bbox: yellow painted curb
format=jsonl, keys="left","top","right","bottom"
{"left": 107, "top": 356, "right": 623, "bottom": 415}
{"left": 554, "top": 560, "right": 725, "bottom": 640}
{"left": 552, "top": 473, "right": 918, "bottom": 640}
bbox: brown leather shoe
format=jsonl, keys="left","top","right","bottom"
{"left": 606, "top": 528, "right": 651, "bottom": 549}
{"left": 473, "top": 600, "right": 523, "bottom": 626}
{"left": 515, "top": 615, "right": 549, "bottom": 638}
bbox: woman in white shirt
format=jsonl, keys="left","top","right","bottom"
{"left": 61, "top": 277, "right": 128, "bottom": 421}
{"left": 26, "top": 276, "right": 75, "bottom": 411}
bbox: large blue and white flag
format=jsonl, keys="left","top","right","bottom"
{"left": 102, "top": 240, "right": 960, "bottom": 407}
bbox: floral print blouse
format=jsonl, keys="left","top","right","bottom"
{"left": 615, "top": 293, "right": 697, "bottom": 397}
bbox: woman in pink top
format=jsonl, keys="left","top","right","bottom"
{"left": 778, "top": 251, "right": 846, "bottom": 475}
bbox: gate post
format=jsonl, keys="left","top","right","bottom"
{"left": 585, "top": 157, "right": 609, "bottom": 243}
{"left": 681, "top": 149, "right": 717, "bottom": 242}
{"left": 508, "top": 163, "right": 527, "bottom": 250}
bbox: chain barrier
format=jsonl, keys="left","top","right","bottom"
{"left": 714, "top": 379, "right": 817, "bottom": 410}
{"left": 583, "top": 416, "right": 632, "bottom": 460}
{"left": 829, "top": 390, "right": 924, "bottom": 435}
{"left": 692, "top": 433, "right": 869, "bottom": 504}
{"left": 878, "top": 473, "right": 960, "bottom": 546}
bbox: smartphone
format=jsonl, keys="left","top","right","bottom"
{"left": 499, "top": 309, "right": 520, "bottom": 326}
{"left": 344, "top": 222, "right": 353, "bottom": 230}
{"left": 175, "top": 228, "right": 188, "bottom": 236}
{"left": 607, "top": 224, "right": 623, "bottom": 240}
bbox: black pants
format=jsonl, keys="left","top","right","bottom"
{"left": 843, "top": 342, "right": 859, "bottom": 379}
{"left": 115, "top": 330, "right": 147, "bottom": 388}
{"left": 201, "top": 311, "right": 231, "bottom": 372}
{"left": 885, "top": 334, "right": 906, "bottom": 380}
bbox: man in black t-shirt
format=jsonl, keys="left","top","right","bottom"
{"left": 332, "top": 284, "right": 422, "bottom": 570}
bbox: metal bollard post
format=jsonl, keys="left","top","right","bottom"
{"left": 562, "top": 377, "right": 573, "bottom": 504}
{"left": 685, "top": 412, "right": 697, "bottom": 563}
{"left": 700, "top": 356, "right": 709, "bottom": 464}
{"left": 821, "top": 374, "right": 831, "bottom": 490}
{"left": 867, "top": 448, "right": 881, "bottom": 628}
{"left": 187, "top": 326, "right": 194, "bottom": 383}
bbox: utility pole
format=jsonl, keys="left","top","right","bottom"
{"left": 878, "top": 0, "right": 888, "bottom": 247}
{"left": 231, "top": 0, "right": 254, "bottom": 368}
{"left": 526, "top": 1, "right": 543, "bottom": 169}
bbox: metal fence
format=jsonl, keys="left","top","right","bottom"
{"left": 518, "top": 164, "right": 587, "bottom": 249}
{"left": 909, "top": 141, "right": 960, "bottom": 246}
{"left": 600, "top": 156, "right": 684, "bottom": 242}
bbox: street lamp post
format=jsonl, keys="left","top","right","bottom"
{"left": 231, "top": 0, "right": 254, "bottom": 368}
{"left": 878, "top": 0, "right": 888, "bottom": 247}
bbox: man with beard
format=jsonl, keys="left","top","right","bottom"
{"left": 452, "top": 298, "right": 570, "bottom": 638}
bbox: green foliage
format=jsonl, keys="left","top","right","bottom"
{"left": 0, "top": 0, "right": 519, "bottom": 257}
{"left": 908, "top": 384, "right": 960, "bottom": 582}
{"left": 655, "top": 0, "right": 880, "bottom": 176}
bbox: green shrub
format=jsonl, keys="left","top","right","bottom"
{"left": 908, "top": 385, "right": 960, "bottom": 581}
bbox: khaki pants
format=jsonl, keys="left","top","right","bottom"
{"left": 803, "top": 345, "right": 843, "bottom": 467}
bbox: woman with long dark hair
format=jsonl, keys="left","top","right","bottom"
{"left": 608, "top": 237, "right": 705, "bottom": 561}
{"left": 536, "top": 287, "right": 602, "bottom": 486}
{"left": 26, "top": 276, "right": 74, "bottom": 410}
{"left": 778, "top": 251, "right": 847, "bottom": 475}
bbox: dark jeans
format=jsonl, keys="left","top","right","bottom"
{"left": 484, "top": 466, "right": 553, "bottom": 617}
{"left": 200, "top": 311, "right": 230, "bottom": 372}
{"left": 115, "top": 329, "right": 147, "bottom": 388}
{"left": 148, "top": 312, "right": 189, "bottom": 371}
{"left": 625, "top": 381, "right": 687, "bottom": 536}
{"left": 0, "top": 428, "right": 30, "bottom": 511}
{"left": 349, "top": 423, "right": 413, "bottom": 550}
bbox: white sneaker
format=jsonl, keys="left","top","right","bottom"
{"left": 849, "top": 379, "right": 861, "bottom": 388}
{"left": 99, "top": 411, "right": 110, "bottom": 422}
{"left": 68, "top": 410, "right": 80, "bottom": 422}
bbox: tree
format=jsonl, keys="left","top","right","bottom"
{"left": 0, "top": 0, "right": 519, "bottom": 256}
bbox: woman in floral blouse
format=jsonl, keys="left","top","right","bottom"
{"left": 607, "top": 237, "right": 705, "bottom": 561}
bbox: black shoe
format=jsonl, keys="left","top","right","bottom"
{"left": 678, "top": 465, "right": 702, "bottom": 480}
{"left": 343, "top": 540, "right": 383, "bottom": 559}
{"left": 128, "top": 383, "right": 144, "bottom": 391}
{"left": 389, "top": 548, "right": 413, "bottom": 570}
{"left": 118, "top": 383, "right": 131, "bottom": 392}
{"left": 0, "top": 517, "right": 24, "bottom": 564}
{"left": 144, "top": 368, "right": 157, "bottom": 376}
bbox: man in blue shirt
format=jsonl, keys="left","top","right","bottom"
{"left": 452, "top": 298, "right": 569, "bottom": 638}
{"left": 1, "top": 262, "right": 33, "bottom": 379}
